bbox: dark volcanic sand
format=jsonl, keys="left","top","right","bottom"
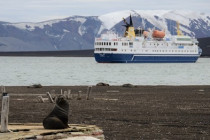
{"left": 1, "top": 86, "right": 210, "bottom": 139}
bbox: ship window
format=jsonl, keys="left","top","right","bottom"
{"left": 177, "top": 38, "right": 191, "bottom": 41}
{"left": 129, "top": 42, "right": 133, "bottom": 45}
{"left": 109, "top": 42, "right": 111, "bottom": 45}
{"left": 111, "top": 48, "right": 117, "bottom": 51}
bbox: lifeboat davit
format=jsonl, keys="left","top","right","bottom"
{"left": 143, "top": 31, "right": 149, "bottom": 37}
{"left": 152, "top": 30, "right": 165, "bottom": 38}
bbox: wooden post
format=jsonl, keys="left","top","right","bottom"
{"left": 63, "top": 91, "right": 67, "bottom": 99}
{"left": 46, "top": 92, "right": 54, "bottom": 103}
{"left": 86, "top": 86, "right": 92, "bottom": 100}
{"left": 77, "top": 91, "right": 82, "bottom": 100}
{"left": 1, "top": 85, "right": 4, "bottom": 93}
{"left": 1, "top": 92, "right": 9, "bottom": 133}
{"left": 67, "top": 90, "right": 72, "bottom": 100}
{"left": 60, "top": 89, "right": 63, "bottom": 95}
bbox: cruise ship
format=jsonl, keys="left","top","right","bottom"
{"left": 94, "top": 15, "right": 202, "bottom": 63}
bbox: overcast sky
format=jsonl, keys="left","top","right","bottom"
{"left": 0, "top": 0, "right": 210, "bottom": 22}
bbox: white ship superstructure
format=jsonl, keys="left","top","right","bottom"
{"left": 94, "top": 15, "right": 202, "bottom": 63}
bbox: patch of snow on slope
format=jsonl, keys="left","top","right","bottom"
{"left": 63, "top": 29, "right": 70, "bottom": 33}
{"left": 179, "top": 26, "right": 192, "bottom": 35}
{"left": 5, "top": 19, "right": 67, "bottom": 31}
{"left": 5, "top": 17, "right": 87, "bottom": 31}
{"left": 79, "top": 26, "right": 86, "bottom": 36}
{"left": 134, "top": 10, "right": 169, "bottom": 31}
{"left": 99, "top": 10, "right": 133, "bottom": 30}
{"left": 72, "top": 17, "right": 87, "bottom": 24}
{"left": 162, "top": 10, "right": 201, "bottom": 26}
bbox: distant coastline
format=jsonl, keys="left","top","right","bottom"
{"left": 0, "top": 37, "right": 209, "bottom": 57}
{"left": 0, "top": 49, "right": 209, "bottom": 57}
{"left": 0, "top": 49, "right": 94, "bottom": 57}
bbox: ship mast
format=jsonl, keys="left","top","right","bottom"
{"left": 176, "top": 21, "right": 182, "bottom": 36}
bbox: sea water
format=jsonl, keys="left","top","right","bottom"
{"left": 0, "top": 57, "right": 210, "bottom": 86}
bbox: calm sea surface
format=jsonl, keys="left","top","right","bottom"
{"left": 0, "top": 57, "right": 210, "bottom": 86}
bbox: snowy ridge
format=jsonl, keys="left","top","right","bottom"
{"left": 98, "top": 10, "right": 132, "bottom": 30}
{"left": 5, "top": 16, "right": 87, "bottom": 31}
{"left": 0, "top": 10, "right": 209, "bottom": 52}
{"left": 98, "top": 10, "right": 210, "bottom": 36}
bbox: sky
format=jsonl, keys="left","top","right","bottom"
{"left": 0, "top": 0, "right": 210, "bottom": 22}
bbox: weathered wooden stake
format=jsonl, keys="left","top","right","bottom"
{"left": 1, "top": 93, "right": 9, "bottom": 133}
{"left": 77, "top": 91, "right": 82, "bottom": 100}
{"left": 67, "top": 90, "right": 72, "bottom": 100}
{"left": 46, "top": 92, "right": 54, "bottom": 103}
{"left": 63, "top": 91, "right": 67, "bottom": 99}
{"left": 61, "top": 89, "right": 63, "bottom": 95}
{"left": 86, "top": 86, "right": 92, "bottom": 100}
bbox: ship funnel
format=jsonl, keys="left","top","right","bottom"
{"left": 122, "top": 14, "right": 135, "bottom": 39}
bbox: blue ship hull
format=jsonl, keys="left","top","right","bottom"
{"left": 94, "top": 53, "right": 200, "bottom": 63}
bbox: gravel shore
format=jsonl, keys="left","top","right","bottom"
{"left": 1, "top": 85, "right": 210, "bottom": 139}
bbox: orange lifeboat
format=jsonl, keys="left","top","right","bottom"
{"left": 152, "top": 30, "right": 165, "bottom": 38}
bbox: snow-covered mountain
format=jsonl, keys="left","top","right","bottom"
{"left": 0, "top": 10, "right": 209, "bottom": 52}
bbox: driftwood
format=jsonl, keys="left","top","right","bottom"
{"left": 46, "top": 92, "right": 55, "bottom": 103}
{"left": 37, "top": 88, "right": 92, "bottom": 103}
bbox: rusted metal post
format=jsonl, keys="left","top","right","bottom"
{"left": 1, "top": 91, "right": 9, "bottom": 132}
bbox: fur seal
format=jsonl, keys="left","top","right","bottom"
{"left": 43, "top": 95, "right": 69, "bottom": 129}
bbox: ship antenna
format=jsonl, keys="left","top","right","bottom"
{"left": 176, "top": 21, "right": 182, "bottom": 36}
{"left": 129, "top": 14, "right": 133, "bottom": 27}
